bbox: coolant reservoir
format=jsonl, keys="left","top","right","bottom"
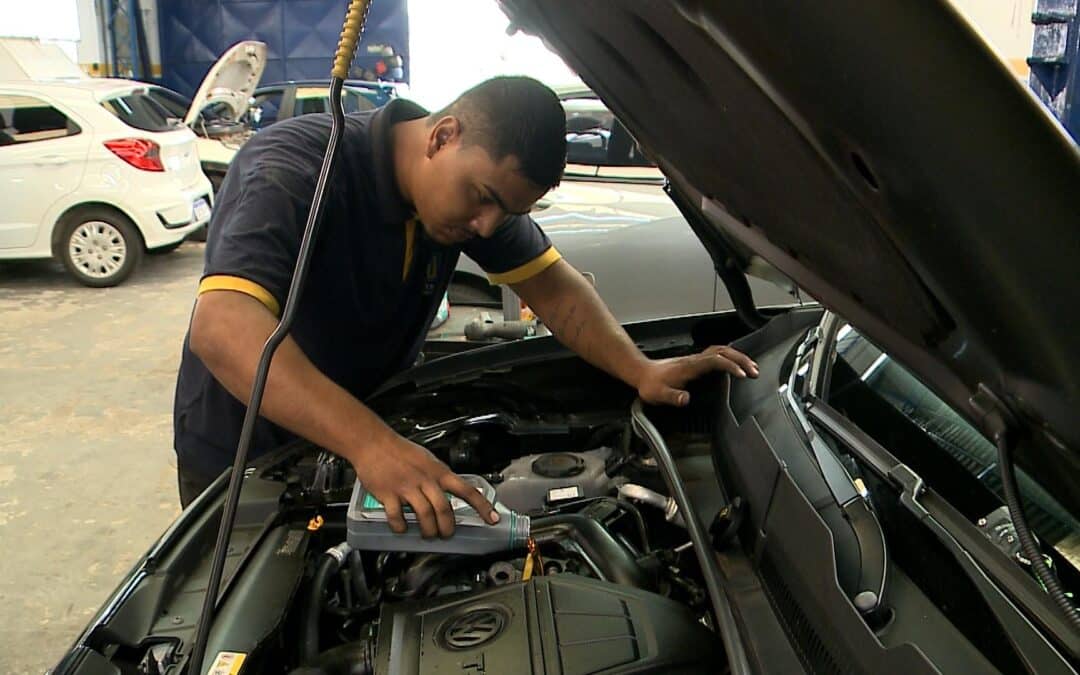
{"left": 346, "top": 474, "right": 530, "bottom": 555}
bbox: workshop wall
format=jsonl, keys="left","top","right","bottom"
{"left": 156, "top": 0, "right": 409, "bottom": 97}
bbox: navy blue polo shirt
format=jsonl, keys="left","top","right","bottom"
{"left": 173, "top": 98, "right": 561, "bottom": 476}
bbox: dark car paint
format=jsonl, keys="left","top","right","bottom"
{"left": 499, "top": 0, "right": 1080, "bottom": 515}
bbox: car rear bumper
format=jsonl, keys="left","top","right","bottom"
{"left": 133, "top": 175, "right": 213, "bottom": 247}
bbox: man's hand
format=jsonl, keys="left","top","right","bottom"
{"left": 515, "top": 262, "right": 761, "bottom": 408}
{"left": 352, "top": 430, "right": 498, "bottom": 538}
{"left": 636, "top": 345, "right": 759, "bottom": 407}
{"left": 191, "top": 291, "right": 498, "bottom": 540}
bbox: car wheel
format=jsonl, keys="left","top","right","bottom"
{"left": 59, "top": 208, "right": 142, "bottom": 287}
{"left": 187, "top": 171, "right": 223, "bottom": 243}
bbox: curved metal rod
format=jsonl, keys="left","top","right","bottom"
{"left": 187, "top": 77, "right": 347, "bottom": 674}
{"left": 630, "top": 398, "right": 751, "bottom": 675}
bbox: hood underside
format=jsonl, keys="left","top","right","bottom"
{"left": 500, "top": 0, "right": 1080, "bottom": 477}
{"left": 185, "top": 40, "right": 267, "bottom": 126}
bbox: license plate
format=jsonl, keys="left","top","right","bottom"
{"left": 193, "top": 198, "right": 211, "bottom": 223}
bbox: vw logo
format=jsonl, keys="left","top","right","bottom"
{"left": 438, "top": 607, "right": 508, "bottom": 651}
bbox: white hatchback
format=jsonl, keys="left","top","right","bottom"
{"left": 0, "top": 79, "right": 213, "bottom": 286}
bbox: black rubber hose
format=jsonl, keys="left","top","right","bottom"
{"left": 303, "top": 545, "right": 352, "bottom": 664}
{"left": 997, "top": 434, "right": 1080, "bottom": 632}
{"left": 631, "top": 399, "right": 751, "bottom": 675}
{"left": 532, "top": 513, "right": 655, "bottom": 591}
{"left": 348, "top": 549, "right": 377, "bottom": 607}
{"left": 288, "top": 639, "right": 375, "bottom": 675}
{"left": 392, "top": 553, "right": 466, "bottom": 598}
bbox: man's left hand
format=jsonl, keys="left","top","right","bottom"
{"left": 636, "top": 345, "right": 759, "bottom": 407}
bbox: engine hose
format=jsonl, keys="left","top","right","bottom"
{"left": 619, "top": 483, "right": 684, "bottom": 527}
{"left": 303, "top": 543, "right": 354, "bottom": 664}
{"left": 187, "top": 4, "right": 371, "bottom": 672}
{"left": 631, "top": 399, "right": 751, "bottom": 675}
{"left": 288, "top": 639, "right": 375, "bottom": 675}
{"left": 348, "top": 549, "right": 378, "bottom": 608}
{"left": 393, "top": 553, "right": 467, "bottom": 599}
{"left": 532, "top": 513, "right": 655, "bottom": 591}
{"left": 616, "top": 498, "right": 652, "bottom": 554}
{"left": 997, "top": 434, "right": 1080, "bottom": 632}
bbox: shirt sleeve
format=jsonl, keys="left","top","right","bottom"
{"left": 197, "top": 162, "right": 315, "bottom": 316}
{"left": 461, "top": 214, "right": 562, "bottom": 285}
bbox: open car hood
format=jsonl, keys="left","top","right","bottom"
{"left": 500, "top": 1, "right": 1080, "bottom": 478}
{"left": 185, "top": 40, "right": 267, "bottom": 126}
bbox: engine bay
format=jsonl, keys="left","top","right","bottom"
{"left": 221, "top": 388, "right": 724, "bottom": 675}
{"left": 71, "top": 313, "right": 1079, "bottom": 675}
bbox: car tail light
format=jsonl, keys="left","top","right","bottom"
{"left": 104, "top": 138, "right": 164, "bottom": 172}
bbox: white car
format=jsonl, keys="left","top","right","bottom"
{"left": 0, "top": 79, "right": 213, "bottom": 286}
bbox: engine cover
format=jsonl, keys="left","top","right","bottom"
{"left": 373, "top": 575, "right": 722, "bottom": 674}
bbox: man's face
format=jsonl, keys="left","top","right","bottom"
{"left": 412, "top": 118, "right": 549, "bottom": 246}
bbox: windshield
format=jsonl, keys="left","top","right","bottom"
{"left": 145, "top": 87, "right": 191, "bottom": 120}
{"left": 294, "top": 87, "right": 377, "bottom": 115}
{"left": 827, "top": 325, "right": 1080, "bottom": 570}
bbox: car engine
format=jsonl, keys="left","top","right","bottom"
{"left": 270, "top": 402, "right": 721, "bottom": 675}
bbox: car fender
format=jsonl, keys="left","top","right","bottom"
{"left": 44, "top": 197, "right": 146, "bottom": 257}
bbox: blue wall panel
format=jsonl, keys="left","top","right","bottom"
{"left": 159, "top": 0, "right": 409, "bottom": 97}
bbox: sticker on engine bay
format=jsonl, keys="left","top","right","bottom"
{"left": 548, "top": 486, "right": 581, "bottom": 502}
{"left": 207, "top": 651, "right": 246, "bottom": 675}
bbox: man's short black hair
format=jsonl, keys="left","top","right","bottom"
{"left": 433, "top": 76, "right": 566, "bottom": 189}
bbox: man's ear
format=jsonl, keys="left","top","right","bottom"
{"left": 426, "top": 116, "right": 462, "bottom": 158}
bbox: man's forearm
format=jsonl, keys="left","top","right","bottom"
{"left": 189, "top": 291, "right": 394, "bottom": 462}
{"left": 513, "top": 260, "right": 651, "bottom": 388}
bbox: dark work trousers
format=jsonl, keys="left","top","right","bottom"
{"left": 177, "top": 459, "right": 219, "bottom": 508}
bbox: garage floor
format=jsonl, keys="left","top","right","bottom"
{"left": 0, "top": 245, "right": 206, "bottom": 673}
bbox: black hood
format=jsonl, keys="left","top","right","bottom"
{"left": 500, "top": 1, "right": 1080, "bottom": 481}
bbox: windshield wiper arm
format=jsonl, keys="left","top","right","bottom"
{"left": 806, "top": 398, "right": 1079, "bottom": 671}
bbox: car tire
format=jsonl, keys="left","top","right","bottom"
{"left": 58, "top": 207, "right": 142, "bottom": 287}
{"left": 187, "top": 171, "right": 223, "bottom": 243}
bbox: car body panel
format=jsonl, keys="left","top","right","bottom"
{"left": 457, "top": 179, "right": 794, "bottom": 322}
{"left": 454, "top": 89, "right": 795, "bottom": 325}
{"left": 183, "top": 41, "right": 267, "bottom": 127}
{"left": 500, "top": 0, "right": 1080, "bottom": 494}
{"left": 0, "top": 90, "right": 89, "bottom": 249}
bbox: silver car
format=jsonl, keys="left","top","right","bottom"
{"left": 451, "top": 88, "right": 794, "bottom": 325}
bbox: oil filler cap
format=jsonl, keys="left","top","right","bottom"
{"left": 532, "top": 453, "right": 586, "bottom": 478}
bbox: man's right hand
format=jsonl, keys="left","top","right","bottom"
{"left": 191, "top": 292, "right": 496, "bottom": 539}
{"left": 351, "top": 430, "right": 498, "bottom": 539}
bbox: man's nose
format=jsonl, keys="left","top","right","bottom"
{"left": 469, "top": 209, "right": 504, "bottom": 238}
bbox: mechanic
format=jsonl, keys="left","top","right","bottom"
{"left": 172, "top": 76, "right": 759, "bottom": 534}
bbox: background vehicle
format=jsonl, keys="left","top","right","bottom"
{"left": 144, "top": 41, "right": 269, "bottom": 206}
{"left": 250, "top": 79, "right": 403, "bottom": 127}
{"left": 450, "top": 89, "right": 794, "bottom": 326}
{"left": 0, "top": 79, "right": 212, "bottom": 286}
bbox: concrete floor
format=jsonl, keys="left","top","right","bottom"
{"left": 0, "top": 244, "right": 205, "bottom": 674}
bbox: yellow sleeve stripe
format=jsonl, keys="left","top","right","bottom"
{"left": 487, "top": 246, "right": 562, "bottom": 285}
{"left": 198, "top": 275, "right": 281, "bottom": 317}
